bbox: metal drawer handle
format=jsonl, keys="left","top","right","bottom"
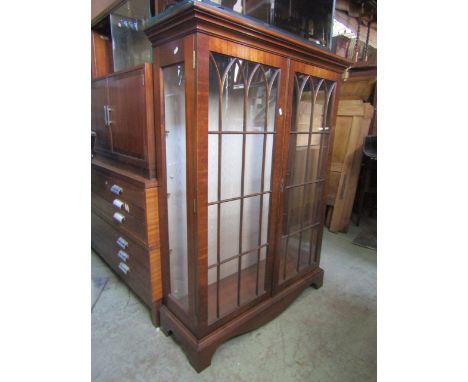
{"left": 113, "top": 212, "right": 125, "bottom": 224}
{"left": 116, "top": 236, "right": 128, "bottom": 249}
{"left": 113, "top": 199, "right": 124, "bottom": 209}
{"left": 107, "top": 106, "right": 113, "bottom": 126}
{"left": 103, "top": 105, "right": 108, "bottom": 126}
{"left": 113, "top": 198, "right": 129, "bottom": 212}
{"left": 118, "top": 262, "right": 130, "bottom": 275}
{"left": 117, "top": 250, "right": 129, "bottom": 262}
{"left": 110, "top": 184, "right": 123, "bottom": 195}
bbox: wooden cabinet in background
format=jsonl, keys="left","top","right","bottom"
{"left": 91, "top": 0, "right": 161, "bottom": 336}
{"left": 325, "top": 64, "right": 376, "bottom": 232}
{"left": 91, "top": 64, "right": 156, "bottom": 178}
{"left": 327, "top": 100, "right": 374, "bottom": 232}
{"left": 91, "top": 159, "right": 162, "bottom": 324}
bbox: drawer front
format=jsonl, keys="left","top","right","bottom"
{"left": 91, "top": 212, "right": 151, "bottom": 305}
{"left": 92, "top": 166, "right": 145, "bottom": 210}
{"left": 92, "top": 192, "right": 147, "bottom": 244}
{"left": 91, "top": 180, "right": 146, "bottom": 226}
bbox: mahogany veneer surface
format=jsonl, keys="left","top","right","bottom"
{"left": 91, "top": 160, "right": 162, "bottom": 325}
{"left": 140, "top": 0, "right": 348, "bottom": 372}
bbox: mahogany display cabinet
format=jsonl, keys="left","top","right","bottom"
{"left": 143, "top": 0, "right": 348, "bottom": 372}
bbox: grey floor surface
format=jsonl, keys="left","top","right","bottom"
{"left": 92, "top": 223, "right": 376, "bottom": 382}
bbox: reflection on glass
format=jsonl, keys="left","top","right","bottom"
{"left": 110, "top": 0, "right": 153, "bottom": 71}
{"left": 220, "top": 200, "right": 241, "bottom": 261}
{"left": 221, "top": 60, "right": 244, "bottom": 132}
{"left": 219, "top": 258, "right": 239, "bottom": 316}
{"left": 284, "top": 186, "right": 303, "bottom": 233}
{"left": 240, "top": 249, "right": 266, "bottom": 304}
{"left": 244, "top": 134, "right": 264, "bottom": 195}
{"left": 207, "top": 52, "right": 279, "bottom": 323}
{"left": 164, "top": 64, "right": 188, "bottom": 311}
{"left": 246, "top": 67, "right": 267, "bottom": 132}
{"left": 207, "top": 0, "right": 334, "bottom": 49}
{"left": 220, "top": 134, "right": 243, "bottom": 199}
{"left": 242, "top": 195, "right": 261, "bottom": 251}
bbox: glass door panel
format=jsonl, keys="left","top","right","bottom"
{"left": 163, "top": 64, "right": 189, "bottom": 312}
{"left": 207, "top": 52, "right": 280, "bottom": 324}
{"left": 278, "top": 72, "right": 336, "bottom": 284}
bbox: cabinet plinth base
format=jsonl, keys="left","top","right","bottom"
{"left": 150, "top": 299, "right": 162, "bottom": 327}
{"left": 310, "top": 268, "right": 324, "bottom": 289}
{"left": 160, "top": 267, "right": 324, "bottom": 372}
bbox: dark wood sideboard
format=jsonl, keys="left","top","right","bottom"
{"left": 91, "top": 61, "right": 162, "bottom": 324}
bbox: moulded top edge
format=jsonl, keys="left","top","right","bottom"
{"left": 143, "top": 0, "right": 351, "bottom": 70}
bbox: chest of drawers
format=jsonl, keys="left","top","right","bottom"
{"left": 91, "top": 159, "right": 162, "bottom": 325}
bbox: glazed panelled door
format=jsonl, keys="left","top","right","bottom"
{"left": 206, "top": 45, "right": 284, "bottom": 325}
{"left": 276, "top": 62, "right": 337, "bottom": 288}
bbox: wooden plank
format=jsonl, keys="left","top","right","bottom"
{"left": 330, "top": 162, "right": 343, "bottom": 172}
{"left": 326, "top": 105, "right": 354, "bottom": 205}
{"left": 336, "top": 103, "right": 374, "bottom": 229}
{"left": 91, "top": 31, "right": 113, "bottom": 79}
{"left": 329, "top": 102, "right": 374, "bottom": 232}
{"left": 340, "top": 76, "right": 376, "bottom": 101}
{"left": 337, "top": 99, "right": 366, "bottom": 116}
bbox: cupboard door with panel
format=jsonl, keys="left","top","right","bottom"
{"left": 91, "top": 78, "right": 111, "bottom": 152}
{"left": 107, "top": 68, "right": 147, "bottom": 161}
{"left": 91, "top": 64, "right": 155, "bottom": 178}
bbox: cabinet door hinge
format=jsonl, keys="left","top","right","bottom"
{"left": 193, "top": 50, "right": 196, "bottom": 69}
{"left": 193, "top": 198, "right": 197, "bottom": 214}
{"left": 280, "top": 177, "right": 285, "bottom": 192}
{"left": 142, "top": 75, "right": 145, "bottom": 86}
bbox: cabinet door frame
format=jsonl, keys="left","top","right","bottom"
{"left": 271, "top": 59, "right": 341, "bottom": 294}
{"left": 153, "top": 36, "right": 200, "bottom": 334}
{"left": 192, "top": 33, "right": 290, "bottom": 337}
{"left": 91, "top": 77, "right": 112, "bottom": 153}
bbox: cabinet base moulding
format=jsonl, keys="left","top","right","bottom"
{"left": 151, "top": 299, "right": 162, "bottom": 327}
{"left": 160, "top": 267, "right": 324, "bottom": 372}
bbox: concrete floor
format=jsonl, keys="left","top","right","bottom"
{"left": 92, "top": 223, "right": 376, "bottom": 381}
